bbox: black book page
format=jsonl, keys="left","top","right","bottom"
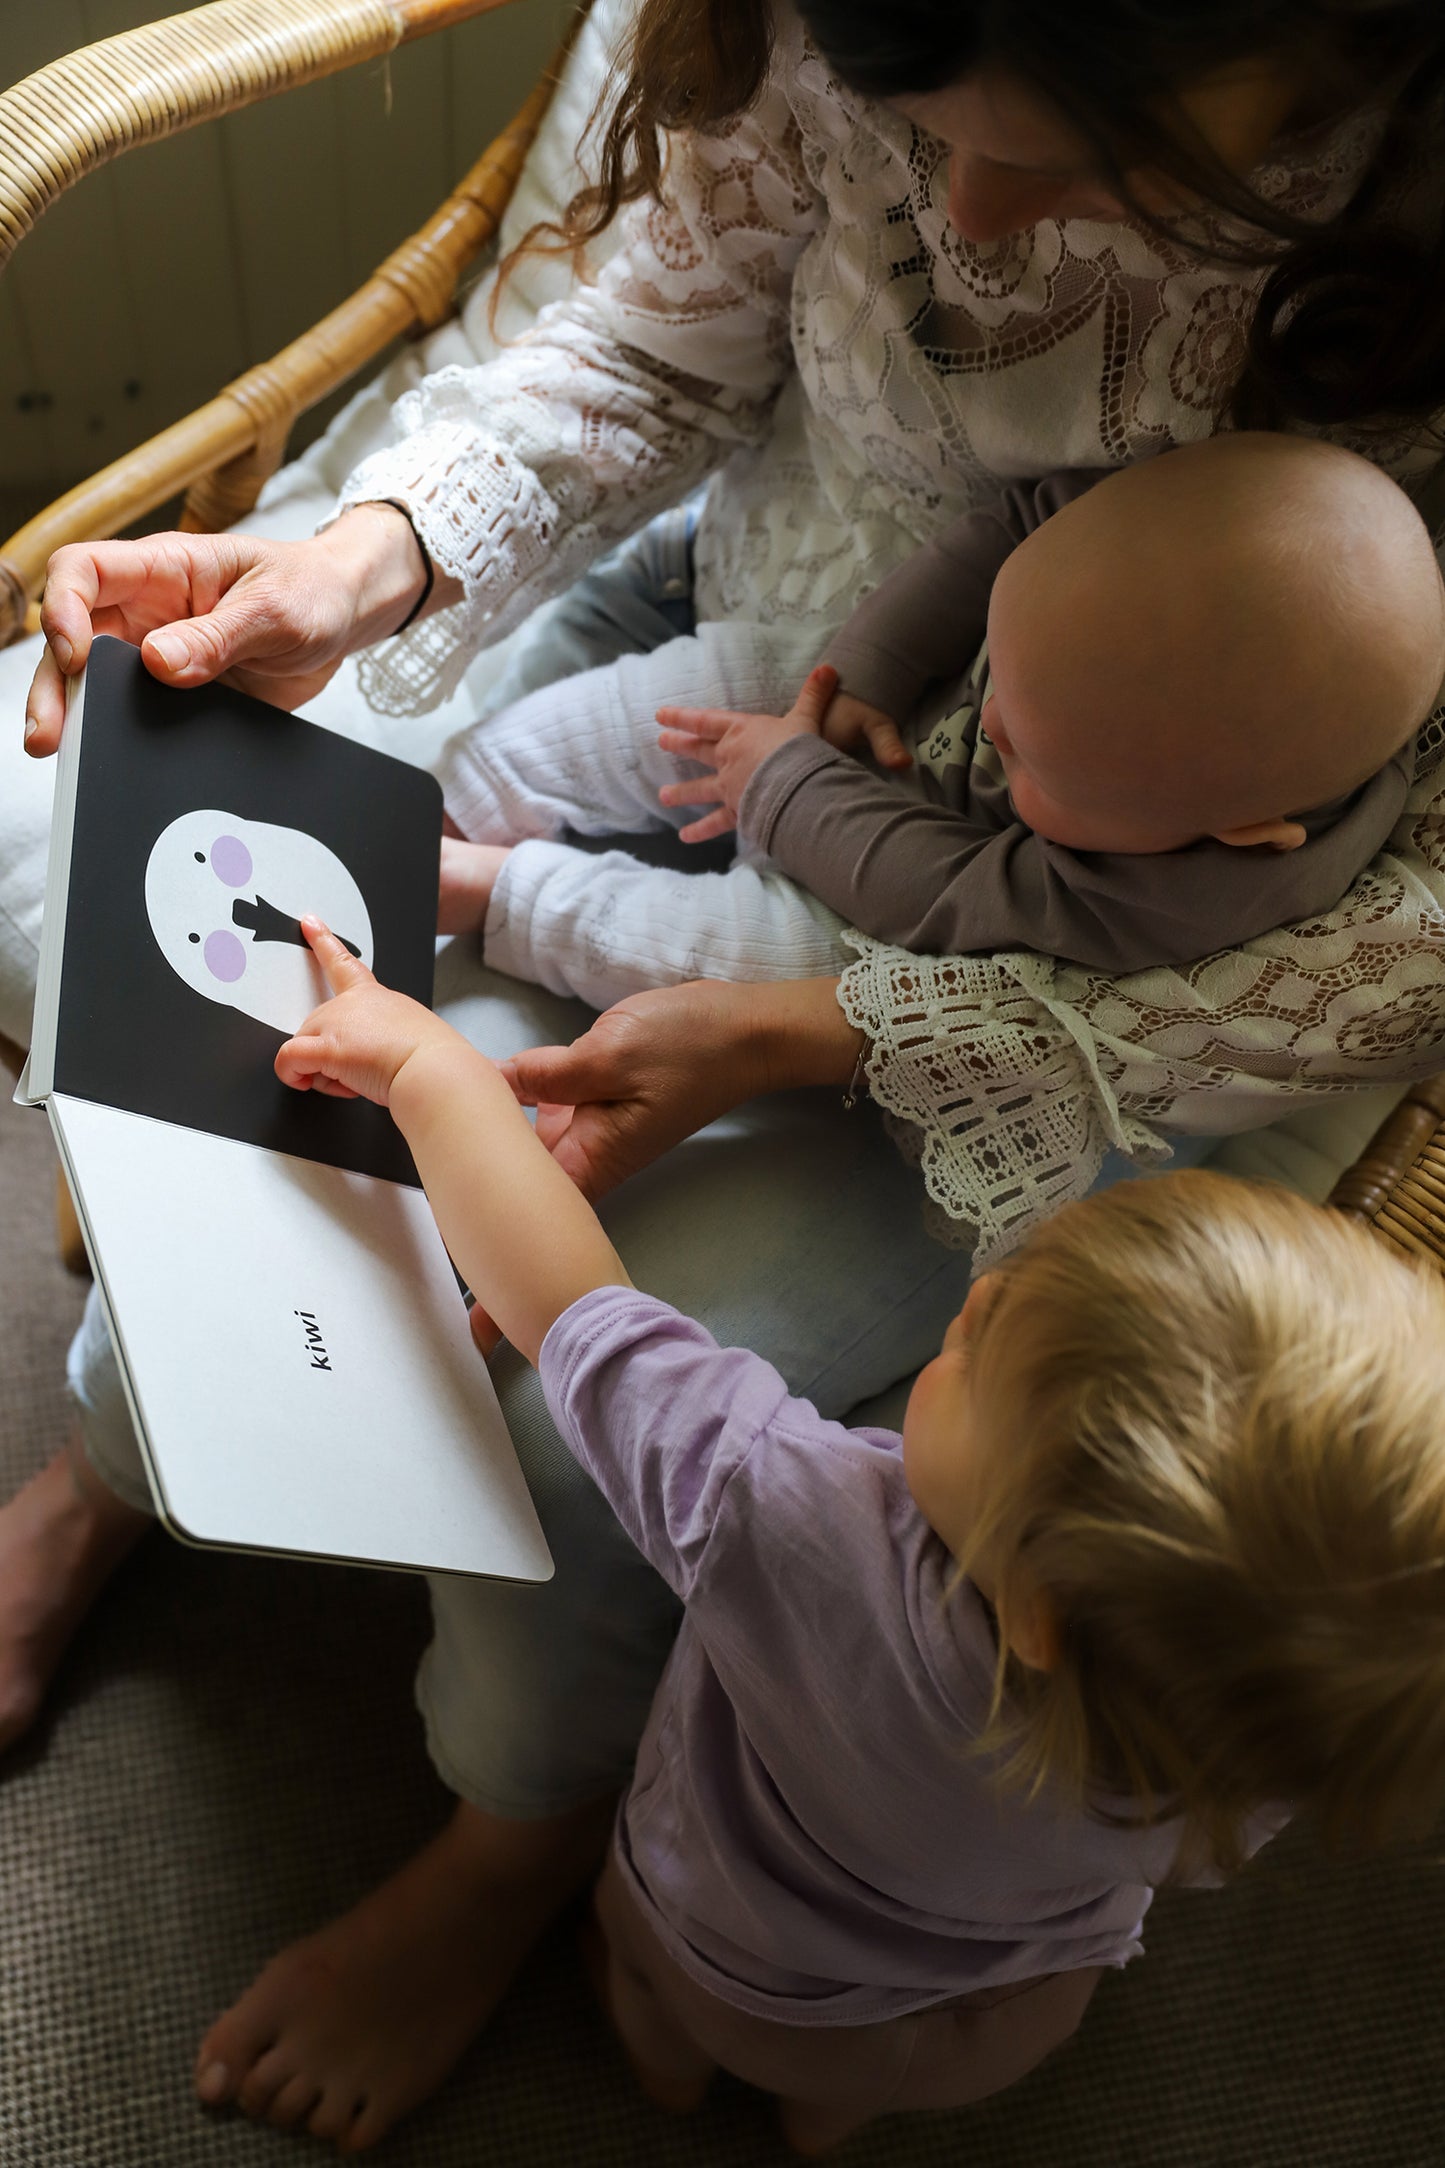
{"left": 53, "top": 638, "right": 442, "bottom": 1186}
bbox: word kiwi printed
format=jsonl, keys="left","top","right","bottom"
{"left": 294, "top": 1309, "right": 332, "bottom": 1372}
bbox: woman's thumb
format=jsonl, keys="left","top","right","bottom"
{"left": 142, "top": 593, "right": 263, "bottom": 687}
{"left": 506, "top": 1042, "right": 588, "bottom": 1106}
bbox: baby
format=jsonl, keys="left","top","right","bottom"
{"left": 439, "top": 432, "right": 1445, "bottom": 1002}
{"left": 264, "top": 918, "right": 1445, "bottom": 2151}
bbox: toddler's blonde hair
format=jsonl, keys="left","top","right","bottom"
{"left": 962, "top": 1171, "right": 1445, "bottom": 1872}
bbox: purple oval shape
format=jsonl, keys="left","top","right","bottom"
{"left": 203, "top": 929, "right": 246, "bottom": 984}
{"left": 210, "top": 833, "right": 253, "bottom": 887}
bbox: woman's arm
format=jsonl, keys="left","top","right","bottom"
{"left": 337, "top": 30, "right": 820, "bottom": 713}
{"left": 29, "top": 32, "right": 819, "bottom": 743}
{"left": 505, "top": 976, "right": 863, "bottom": 1201}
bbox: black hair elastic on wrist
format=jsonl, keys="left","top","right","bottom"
{"left": 372, "top": 498, "right": 435, "bottom": 636}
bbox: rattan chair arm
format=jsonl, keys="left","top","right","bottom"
{"left": 0, "top": 27, "right": 576, "bottom": 644}
{"left": 1329, "top": 1071, "right": 1445, "bottom": 1271}
{"left": 0, "top": 0, "right": 524, "bottom": 279}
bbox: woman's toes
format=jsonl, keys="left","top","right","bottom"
{"left": 194, "top": 2058, "right": 233, "bottom": 2107}
{"left": 236, "top": 2045, "right": 297, "bottom": 2119}
{"left": 0, "top": 1668, "right": 43, "bottom": 1758}
{"left": 195, "top": 2001, "right": 280, "bottom": 2106}
{"left": 265, "top": 2073, "right": 323, "bottom": 2130}
{"left": 339, "top": 2094, "right": 387, "bottom": 2155}
{"left": 306, "top": 2084, "right": 365, "bottom": 2146}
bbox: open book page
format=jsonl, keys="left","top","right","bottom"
{"left": 35, "top": 637, "right": 442, "bottom": 1185}
{"left": 50, "top": 1094, "right": 552, "bottom": 1580}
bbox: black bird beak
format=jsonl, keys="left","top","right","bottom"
{"left": 232, "top": 893, "right": 361, "bottom": 958}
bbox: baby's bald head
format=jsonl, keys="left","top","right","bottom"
{"left": 984, "top": 435, "right": 1445, "bottom": 855}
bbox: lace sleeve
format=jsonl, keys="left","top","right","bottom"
{"left": 841, "top": 711, "right": 1445, "bottom": 1264}
{"left": 337, "top": 56, "right": 818, "bottom": 714}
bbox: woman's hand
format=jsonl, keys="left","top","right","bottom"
{"left": 504, "top": 975, "right": 862, "bottom": 1200}
{"left": 23, "top": 504, "right": 441, "bottom": 756}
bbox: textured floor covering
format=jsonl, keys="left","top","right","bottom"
{"left": 2, "top": 1084, "right": 1443, "bottom": 2167}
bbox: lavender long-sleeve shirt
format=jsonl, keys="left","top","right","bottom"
{"left": 541, "top": 1287, "right": 1234, "bottom": 2028}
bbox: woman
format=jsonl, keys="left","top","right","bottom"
{"left": 6, "top": 0, "right": 1445, "bottom": 2146}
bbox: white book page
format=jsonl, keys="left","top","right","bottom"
{"left": 50, "top": 1094, "right": 553, "bottom": 1583}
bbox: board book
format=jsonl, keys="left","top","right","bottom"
{"left": 17, "top": 636, "right": 552, "bottom": 1583}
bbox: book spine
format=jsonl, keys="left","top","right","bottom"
{"left": 26, "top": 667, "right": 87, "bottom": 1101}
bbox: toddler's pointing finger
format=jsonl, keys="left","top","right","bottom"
{"left": 300, "top": 914, "right": 374, "bottom": 993}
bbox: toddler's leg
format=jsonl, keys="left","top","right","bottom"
{"left": 586, "top": 1861, "right": 717, "bottom": 2115}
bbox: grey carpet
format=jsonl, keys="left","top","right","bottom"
{"left": 2, "top": 1085, "right": 1441, "bottom": 2167}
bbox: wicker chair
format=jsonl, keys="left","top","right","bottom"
{"left": 2, "top": 0, "right": 1444, "bottom": 1283}
{"left": 0, "top": 0, "right": 587, "bottom": 1266}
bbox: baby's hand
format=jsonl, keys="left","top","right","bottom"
{"left": 275, "top": 919, "right": 460, "bottom": 1105}
{"left": 820, "top": 690, "right": 911, "bottom": 771}
{"left": 656, "top": 664, "right": 839, "bottom": 845}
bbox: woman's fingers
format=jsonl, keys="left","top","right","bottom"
{"left": 140, "top": 582, "right": 281, "bottom": 687}
{"left": 23, "top": 644, "right": 70, "bottom": 755}
{"left": 39, "top": 541, "right": 156, "bottom": 667}
{"left": 506, "top": 1040, "right": 608, "bottom": 1109}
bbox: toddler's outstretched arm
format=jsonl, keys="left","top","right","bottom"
{"left": 276, "top": 920, "right": 630, "bottom": 1364}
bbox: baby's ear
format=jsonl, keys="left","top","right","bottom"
{"left": 1212, "top": 817, "right": 1308, "bottom": 852}
{"left": 1213, "top": 815, "right": 1308, "bottom": 849}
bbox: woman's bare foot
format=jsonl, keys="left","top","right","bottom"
{"left": 194, "top": 1792, "right": 614, "bottom": 2151}
{"left": 437, "top": 839, "right": 512, "bottom": 937}
{"left": 0, "top": 1435, "right": 150, "bottom": 1755}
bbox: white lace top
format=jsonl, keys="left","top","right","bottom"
{"left": 340, "top": 6, "right": 1445, "bottom": 1258}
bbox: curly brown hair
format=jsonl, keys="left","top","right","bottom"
{"left": 514, "top": 0, "right": 1445, "bottom": 437}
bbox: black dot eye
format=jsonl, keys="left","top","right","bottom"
{"left": 194, "top": 851, "right": 205, "bottom": 863}
{"left": 188, "top": 933, "right": 200, "bottom": 944}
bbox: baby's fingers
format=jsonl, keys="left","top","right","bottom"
{"left": 788, "top": 664, "right": 840, "bottom": 731}
{"left": 658, "top": 775, "right": 726, "bottom": 810}
{"left": 679, "top": 809, "right": 735, "bottom": 845}
{"left": 655, "top": 703, "right": 748, "bottom": 738}
{"left": 656, "top": 726, "right": 715, "bottom": 761}
{"left": 275, "top": 1032, "right": 340, "bottom": 1093}
{"left": 863, "top": 714, "right": 912, "bottom": 769}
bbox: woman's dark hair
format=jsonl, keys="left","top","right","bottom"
{"left": 524, "top": 0, "right": 1445, "bottom": 437}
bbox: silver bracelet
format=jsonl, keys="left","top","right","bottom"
{"left": 842, "top": 1038, "right": 869, "bottom": 1111}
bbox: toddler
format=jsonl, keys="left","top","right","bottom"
{"left": 267, "top": 917, "right": 1445, "bottom": 2151}
{"left": 438, "top": 431, "right": 1445, "bottom": 1003}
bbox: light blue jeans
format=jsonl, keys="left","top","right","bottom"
{"left": 67, "top": 502, "right": 1207, "bottom": 1813}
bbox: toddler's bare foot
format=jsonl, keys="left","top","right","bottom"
{"left": 437, "top": 839, "right": 512, "bottom": 937}
{"left": 0, "top": 1435, "right": 150, "bottom": 1755}
{"left": 195, "top": 1793, "right": 613, "bottom": 2151}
